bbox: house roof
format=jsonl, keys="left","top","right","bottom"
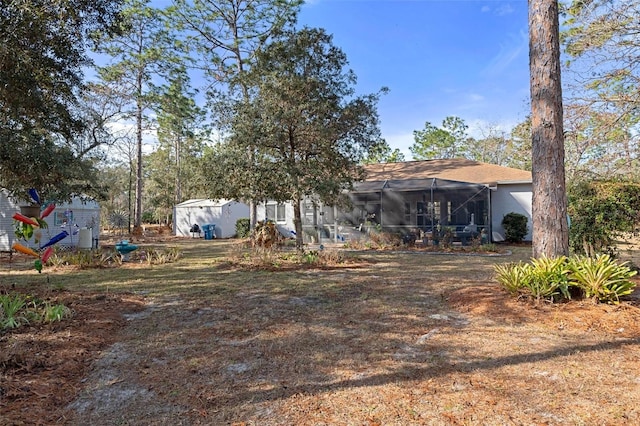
{"left": 362, "top": 158, "right": 532, "bottom": 185}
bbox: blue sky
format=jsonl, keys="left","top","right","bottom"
{"left": 104, "top": 1, "right": 531, "bottom": 159}
{"left": 297, "top": 0, "right": 531, "bottom": 159}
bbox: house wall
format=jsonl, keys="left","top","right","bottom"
{"left": 256, "top": 201, "right": 297, "bottom": 238}
{"left": 0, "top": 192, "right": 100, "bottom": 251}
{"left": 490, "top": 183, "right": 533, "bottom": 241}
{"left": 174, "top": 201, "right": 249, "bottom": 238}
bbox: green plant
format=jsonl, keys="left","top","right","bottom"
{"left": 0, "top": 294, "right": 27, "bottom": 329}
{"left": 42, "top": 303, "right": 72, "bottom": 323}
{"left": 235, "top": 218, "right": 251, "bottom": 239}
{"left": 303, "top": 250, "right": 319, "bottom": 264}
{"left": 47, "top": 253, "right": 67, "bottom": 267}
{"left": 494, "top": 262, "right": 531, "bottom": 296}
{"left": 494, "top": 256, "right": 570, "bottom": 302}
{"left": 568, "top": 180, "right": 640, "bottom": 255}
{"left": 66, "top": 250, "right": 94, "bottom": 268}
{"left": 502, "top": 212, "right": 528, "bottom": 243}
{"left": 528, "top": 255, "right": 571, "bottom": 301}
{"left": 477, "top": 243, "right": 498, "bottom": 253}
{"left": 568, "top": 254, "right": 637, "bottom": 304}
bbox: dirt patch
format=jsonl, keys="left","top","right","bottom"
{"left": 3, "top": 245, "right": 640, "bottom": 425}
{"left": 0, "top": 290, "right": 145, "bottom": 425}
{"left": 447, "top": 280, "right": 640, "bottom": 337}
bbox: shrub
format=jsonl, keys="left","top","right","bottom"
{"left": 367, "top": 231, "right": 402, "bottom": 249}
{"left": 567, "top": 254, "right": 637, "bottom": 304}
{"left": 252, "top": 220, "right": 281, "bottom": 248}
{"left": 494, "top": 261, "right": 532, "bottom": 297}
{"left": 568, "top": 180, "right": 640, "bottom": 256}
{"left": 495, "top": 254, "right": 637, "bottom": 304}
{"left": 527, "top": 256, "right": 571, "bottom": 301}
{"left": 235, "top": 218, "right": 251, "bottom": 239}
{"left": 502, "top": 212, "right": 528, "bottom": 243}
{"left": 495, "top": 256, "right": 569, "bottom": 302}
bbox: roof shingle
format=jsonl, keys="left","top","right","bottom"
{"left": 363, "top": 159, "right": 532, "bottom": 185}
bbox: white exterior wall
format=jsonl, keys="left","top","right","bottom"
{"left": 490, "top": 183, "right": 533, "bottom": 241}
{"left": 0, "top": 190, "right": 20, "bottom": 251}
{"left": 0, "top": 192, "right": 100, "bottom": 251}
{"left": 50, "top": 199, "right": 101, "bottom": 248}
{"left": 256, "top": 201, "right": 297, "bottom": 237}
{"left": 174, "top": 200, "right": 249, "bottom": 238}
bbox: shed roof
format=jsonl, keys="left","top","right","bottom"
{"left": 175, "top": 199, "right": 237, "bottom": 208}
{"left": 362, "top": 159, "right": 532, "bottom": 185}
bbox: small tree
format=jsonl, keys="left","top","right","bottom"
{"left": 502, "top": 212, "right": 529, "bottom": 243}
{"left": 225, "top": 28, "right": 386, "bottom": 250}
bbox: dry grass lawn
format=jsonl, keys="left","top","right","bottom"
{"left": 2, "top": 238, "right": 640, "bottom": 425}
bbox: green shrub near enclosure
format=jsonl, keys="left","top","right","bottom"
{"left": 235, "top": 218, "right": 251, "bottom": 238}
{"left": 501, "top": 212, "right": 529, "bottom": 243}
{"left": 495, "top": 254, "right": 637, "bottom": 304}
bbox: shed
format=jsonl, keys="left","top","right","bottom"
{"left": 0, "top": 190, "right": 20, "bottom": 252}
{"left": 50, "top": 198, "right": 101, "bottom": 248}
{"left": 174, "top": 199, "right": 249, "bottom": 239}
{"left": 0, "top": 190, "right": 101, "bottom": 251}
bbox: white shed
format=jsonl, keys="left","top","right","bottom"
{"left": 174, "top": 199, "right": 249, "bottom": 239}
{"left": 0, "top": 190, "right": 101, "bottom": 251}
{"left": 50, "top": 198, "right": 101, "bottom": 248}
{"left": 0, "top": 190, "right": 20, "bottom": 252}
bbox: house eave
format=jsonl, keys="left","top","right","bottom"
{"left": 495, "top": 179, "right": 533, "bottom": 185}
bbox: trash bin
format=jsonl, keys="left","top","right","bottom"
{"left": 202, "top": 224, "right": 216, "bottom": 240}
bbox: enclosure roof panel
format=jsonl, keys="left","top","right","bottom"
{"left": 362, "top": 159, "right": 531, "bottom": 185}
{"left": 353, "top": 178, "right": 487, "bottom": 193}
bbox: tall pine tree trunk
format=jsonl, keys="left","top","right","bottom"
{"left": 135, "top": 95, "right": 143, "bottom": 229}
{"left": 529, "top": 0, "right": 569, "bottom": 258}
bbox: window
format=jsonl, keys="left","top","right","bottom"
{"left": 54, "top": 210, "right": 73, "bottom": 226}
{"left": 266, "top": 203, "right": 286, "bottom": 222}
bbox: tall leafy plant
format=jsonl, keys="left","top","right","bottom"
{"left": 568, "top": 254, "right": 637, "bottom": 304}
{"left": 568, "top": 180, "right": 640, "bottom": 256}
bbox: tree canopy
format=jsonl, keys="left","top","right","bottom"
{"left": 410, "top": 116, "right": 469, "bottom": 160}
{"left": 362, "top": 139, "right": 405, "bottom": 164}
{"left": 0, "top": 0, "right": 123, "bottom": 201}
{"left": 205, "top": 28, "right": 386, "bottom": 248}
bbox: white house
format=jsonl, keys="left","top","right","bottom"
{"left": 0, "top": 190, "right": 101, "bottom": 251}
{"left": 257, "top": 159, "right": 534, "bottom": 243}
{"left": 174, "top": 199, "right": 249, "bottom": 239}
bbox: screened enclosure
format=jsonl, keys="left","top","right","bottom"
{"left": 299, "top": 178, "right": 491, "bottom": 242}
{"left": 342, "top": 177, "right": 490, "bottom": 235}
